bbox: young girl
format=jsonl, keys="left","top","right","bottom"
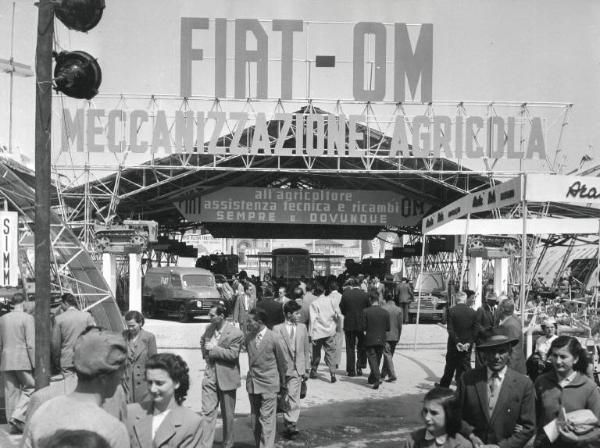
{"left": 405, "top": 387, "right": 471, "bottom": 448}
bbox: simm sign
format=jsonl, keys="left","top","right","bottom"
{"left": 175, "top": 188, "right": 431, "bottom": 227}
{"left": 0, "top": 212, "right": 19, "bottom": 287}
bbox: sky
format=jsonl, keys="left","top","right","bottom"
{"left": 0, "top": 0, "right": 599, "bottom": 180}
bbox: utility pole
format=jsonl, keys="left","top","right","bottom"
{"left": 34, "top": 0, "right": 54, "bottom": 389}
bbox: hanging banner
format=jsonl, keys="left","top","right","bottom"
{"left": 175, "top": 187, "right": 432, "bottom": 227}
{"left": 526, "top": 174, "right": 600, "bottom": 205}
{"left": 0, "top": 212, "right": 19, "bottom": 287}
{"left": 422, "top": 176, "right": 522, "bottom": 233}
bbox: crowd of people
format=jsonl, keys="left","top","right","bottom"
{"left": 425, "top": 289, "right": 600, "bottom": 448}
{"left": 4, "top": 270, "right": 600, "bottom": 447}
{"left": 0, "top": 271, "right": 407, "bottom": 448}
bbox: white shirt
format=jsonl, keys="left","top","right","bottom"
{"left": 558, "top": 370, "right": 578, "bottom": 388}
{"left": 255, "top": 326, "right": 267, "bottom": 346}
{"left": 535, "top": 335, "right": 557, "bottom": 356}
{"left": 285, "top": 320, "right": 296, "bottom": 338}
{"left": 152, "top": 409, "right": 171, "bottom": 440}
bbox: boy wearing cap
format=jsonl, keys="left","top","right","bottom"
{"left": 23, "top": 328, "right": 130, "bottom": 448}
{"left": 457, "top": 328, "right": 535, "bottom": 448}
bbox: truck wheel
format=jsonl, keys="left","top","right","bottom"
{"left": 177, "top": 304, "right": 190, "bottom": 323}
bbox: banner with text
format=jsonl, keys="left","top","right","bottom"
{"left": 526, "top": 174, "right": 600, "bottom": 205}
{"left": 422, "top": 177, "right": 522, "bottom": 233}
{"left": 0, "top": 212, "right": 19, "bottom": 287}
{"left": 175, "top": 188, "right": 432, "bottom": 227}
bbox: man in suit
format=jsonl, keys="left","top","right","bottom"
{"left": 497, "top": 298, "right": 527, "bottom": 374}
{"left": 52, "top": 292, "right": 95, "bottom": 375}
{"left": 256, "top": 294, "right": 285, "bottom": 330}
{"left": 0, "top": 292, "right": 35, "bottom": 433}
{"left": 457, "top": 328, "right": 535, "bottom": 448}
{"left": 273, "top": 300, "right": 311, "bottom": 438}
{"left": 200, "top": 304, "right": 244, "bottom": 448}
{"left": 396, "top": 277, "right": 414, "bottom": 323}
{"left": 363, "top": 291, "right": 390, "bottom": 389}
{"left": 475, "top": 292, "right": 499, "bottom": 367}
{"left": 438, "top": 291, "right": 477, "bottom": 388}
{"left": 340, "top": 277, "right": 370, "bottom": 377}
{"left": 245, "top": 308, "right": 287, "bottom": 448}
{"left": 233, "top": 282, "right": 257, "bottom": 334}
{"left": 381, "top": 292, "right": 403, "bottom": 382}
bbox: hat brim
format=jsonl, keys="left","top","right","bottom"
{"left": 478, "top": 337, "right": 518, "bottom": 349}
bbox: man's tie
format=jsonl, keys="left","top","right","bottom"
{"left": 290, "top": 324, "right": 295, "bottom": 342}
{"left": 488, "top": 371, "right": 500, "bottom": 414}
{"left": 255, "top": 332, "right": 262, "bottom": 348}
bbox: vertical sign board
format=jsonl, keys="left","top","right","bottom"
{"left": 0, "top": 212, "right": 19, "bottom": 286}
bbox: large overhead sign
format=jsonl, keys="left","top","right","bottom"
{"left": 0, "top": 212, "right": 19, "bottom": 286}
{"left": 175, "top": 188, "right": 431, "bottom": 227}
{"left": 55, "top": 13, "right": 557, "bottom": 163}
{"left": 527, "top": 174, "right": 600, "bottom": 205}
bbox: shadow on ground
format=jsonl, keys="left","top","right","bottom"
{"left": 213, "top": 393, "right": 424, "bottom": 448}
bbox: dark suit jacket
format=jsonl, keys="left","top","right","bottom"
{"left": 127, "top": 402, "right": 202, "bottom": 448}
{"left": 122, "top": 328, "right": 157, "bottom": 403}
{"left": 446, "top": 303, "right": 477, "bottom": 348}
{"left": 475, "top": 304, "right": 496, "bottom": 342}
{"left": 381, "top": 302, "right": 403, "bottom": 342}
{"left": 340, "top": 288, "right": 370, "bottom": 331}
{"left": 363, "top": 306, "right": 390, "bottom": 347}
{"left": 457, "top": 366, "right": 535, "bottom": 448}
{"left": 245, "top": 329, "right": 287, "bottom": 394}
{"left": 256, "top": 299, "right": 285, "bottom": 329}
{"left": 500, "top": 315, "right": 527, "bottom": 374}
{"left": 200, "top": 322, "right": 244, "bottom": 391}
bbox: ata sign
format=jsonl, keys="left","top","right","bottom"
{"left": 0, "top": 212, "right": 19, "bottom": 287}
{"left": 175, "top": 188, "right": 431, "bottom": 227}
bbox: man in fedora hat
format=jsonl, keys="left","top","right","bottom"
{"left": 457, "top": 327, "right": 535, "bottom": 448}
{"left": 474, "top": 292, "right": 499, "bottom": 368}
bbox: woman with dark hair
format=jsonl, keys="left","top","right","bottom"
{"left": 127, "top": 353, "right": 202, "bottom": 447}
{"left": 405, "top": 387, "right": 470, "bottom": 447}
{"left": 122, "top": 310, "right": 157, "bottom": 403}
{"left": 534, "top": 336, "right": 600, "bottom": 447}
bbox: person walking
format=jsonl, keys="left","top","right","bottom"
{"left": 298, "top": 280, "right": 317, "bottom": 326}
{"left": 340, "top": 277, "right": 370, "bottom": 377}
{"left": 497, "top": 297, "right": 527, "bottom": 374}
{"left": 326, "top": 279, "right": 344, "bottom": 370}
{"left": 233, "top": 282, "right": 257, "bottom": 334}
{"left": 23, "top": 328, "right": 130, "bottom": 448}
{"left": 122, "top": 310, "right": 157, "bottom": 404}
{"left": 309, "top": 282, "right": 339, "bottom": 383}
{"left": 200, "top": 304, "right": 244, "bottom": 448}
{"left": 396, "top": 277, "right": 414, "bottom": 323}
{"left": 245, "top": 308, "right": 287, "bottom": 448}
{"left": 456, "top": 328, "right": 535, "bottom": 448}
{"left": 127, "top": 353, "right": 202, "bottom": 448}
{"left": 273, "top": 300, "right": 310, "bottom": 439}
{"left": 381, "top": 291, "right": 403, "bottom": 382}
{"left": 438, "top": 292, "right": 477, "bottom": 388}
{"left": 474, "top": 292, "right": 498, "bottom": 368}
{"left": 0, "top": 292, "right": 35, "bottom": 434}
{"left": 363, "top": 291, "right": 390, "bottom": 389}
{"left": 52, "top": 292, "right": 95, "bottom": 375}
